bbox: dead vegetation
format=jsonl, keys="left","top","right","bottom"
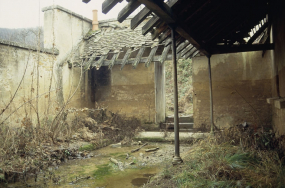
{"left": 144, "top": 125, "right": 285, "bottom": 188}
{"left": 0, "top": 107, "right": 141, "bottom": 185}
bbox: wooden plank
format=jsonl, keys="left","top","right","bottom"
{"left": 185, "top": 47, "right": 197, "bottom": 59}
{"left": 247, "top": 22, "right": 268, "bottom": 44}
{"left": 211, "top": 43, "right": 274, "bottom": 54}
{"left": 159, "top": 29, "right": 171, "bottom": 44}
{"left": 177, "top": 41, "right": 189, "bottom": 54}
{"left": 138, "top": 0, "right": 210, "bottom": 56}
{"left": 133, "top": 46, "right": 146, "bottom": 69}
{"left": 108, "top": 53, "right": 119, "bottom": 69}
{"left": 131, "top": 7, "right": 152, "bottom": 30}
{"left": 95, "top": 55, "right": 107, "bottom": 70}
{"left": 151, "top": 23, "right": 167, "bottom": 40}
{"left": 181, "top": 44, "right": 193, "bottom": 57}
{"left": 117, "top": 0, "right": 141, "bottom": 23}
{"left": 141, "top": 0, "right": 178, "bottom": 35}
{"left": 145, "top": 46, "right": 158, "bottom": 67}
{"left": 102, "top": 0, "right": 122, "bottom": 14}
{"left": 142, "top": 16, "right": 161, "bottom": 35}
{"left": 121, "top": 48, "right": 132, "bottom": 70}
{"left": 160, "top": 42, "right": 171, "bottom": 63}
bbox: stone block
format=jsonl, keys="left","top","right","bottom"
{"left": 274, "top": 98, "right": 285, "bottom": 109}
{"left": 267, "top": 97, "right": 280, "bottom": 104}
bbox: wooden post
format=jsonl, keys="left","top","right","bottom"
{"left": 208, "top": 56, "right": 214, "bottom": 135}
{"left": 170, "top": 25, "right": 183, "bottom": 165}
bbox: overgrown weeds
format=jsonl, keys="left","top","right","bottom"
{"left": 0, "top": 107, "right": 141, "bottom": 184}
{"left": 145, "top": 126, "right": 285, "bottom": 188}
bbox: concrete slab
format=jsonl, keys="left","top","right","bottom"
{"left": 135, "top": 131, "right": 209, "bottom": 142}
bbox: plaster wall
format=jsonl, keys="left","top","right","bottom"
{"left": 43, "top": 6, "right": 92, "bottom": 108}
{"left": 90, "top": 63, "right": 156, "bottom": 122}
{"left": 192, "top": 51, "right": 272, "bottom": 129}
{"left": 0, "top": 44, "right": 58, "bottom": 125}
{"left": 272, "top": 0, "right": 285, "bottom": 135}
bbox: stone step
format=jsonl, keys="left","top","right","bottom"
{"left": 166, "top": 116, "right": 193, "bottom": 123}
{"left": 135, "top": 131, "right": 208, "bottom": 142}
{"left": 161, "top": 122, "right": 194, "bottom": 129}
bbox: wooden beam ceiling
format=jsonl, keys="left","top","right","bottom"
{"left": 102, "top": 0, "right": 123, "bottom": 14}
{"left": 138, "top": 0, "right": 211, "bottom": 56}
{"left": 117, "top": 0, "right": 141, "bottom": 23}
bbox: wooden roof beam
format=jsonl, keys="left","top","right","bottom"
{"left": 145, "top": 46, "right": 158, "bottom": 67}
{"left": 102, "top": 0, "right": 123, "bottom": 14}
{"left": 211, "top": 43, "right": 274, "bottom": 54}
{"left": 141, "top": 0, "right": 178, "bottom": 35}
{"left": 138, "top": 0, "right": 210, "bottom": 56}
{"left": 247, "top": 22, "right": 268, "bottom": 45}
{"left": 177, "top": 41, "right": 189, "bottom": 54}
{"left": 120, "top": 48, "right": 132, "bottom": 70}
{"left": 131, "top": 7, "right": 152, "bottom": 30}
{"left": 108, "top": 53, "right": 119, "bottom": 69}
{"left": 151, "top": 23, "right": 167, "bottom": 40}
{"left": 181, "top": 44, "right": 193, "bottom": 57}
{"left": 142, "top": 16, "right": 161, "bottom": 35}
{"left": 94, "top": 55, "right": 107, "bottom": 70}
{"left": 160, "top": 42, "right": 171, "bottom": 63}
{"left": 133, "top": 46, "right": 146, "bottom": 68}
{"left": 117, "top": 0, "right": 141, "bottom": 23}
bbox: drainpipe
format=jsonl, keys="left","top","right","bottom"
{"left": 92, "top": 10, "right": 99, "bottom": 31}
{"left": 207, "top": 56, "right": 214, "bottom": 135}
{"left": 170, "top": 25, "right": 183, "bottom": 165}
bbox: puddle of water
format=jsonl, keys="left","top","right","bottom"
{"left": 6, "top": 144, "right": 162, "bottom": 188}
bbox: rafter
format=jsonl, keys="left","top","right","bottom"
{"left": 145, "top": 46, "right": 158, "bottom": 67}
{"left": 121, "top": 48, "right": 132, "bottom": 70}
{"left": 102, "top": 0, "right": 123, "bottom": 14}
{"left": 132, "top": 0, "right": 178, "bottom": 30}
{"left": 108, "top": 53, "right": 119, "bottom": 69}
{"left": 133, "top": 46, "right": 146, "bottom": 68}
{"left": 117, "top": 0, "right": 141, "bottom": 23}
{"left": 138, "top": 0, "right": 210, "bottom": 56}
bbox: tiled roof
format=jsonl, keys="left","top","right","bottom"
{"left": 80, "top": 26, "right": 159, "bottom": 60}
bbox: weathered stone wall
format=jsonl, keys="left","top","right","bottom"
{"left": 43, "top": 5, "right": 92, "bottom": 108}
{"left": 272, "top": 0, "right": 285, "bottom": 135}
{"left": 192, "top": 51, "right": 272, "bottom": 129}
{"left": 0, "top": 43, "right": 58, "bottom": 125}
{"left": 89, "top": 63, "right": 156, "bottom": 122}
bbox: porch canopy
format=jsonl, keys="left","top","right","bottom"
{"left": 84, "top": 0, "right": 272, "bottom": 58}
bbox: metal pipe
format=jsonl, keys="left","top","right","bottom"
{"left": 170, "top": 25, "right": 183, "bottom": 164}
{"left": 208, "top": 56, "right": 214, "bottom": 134}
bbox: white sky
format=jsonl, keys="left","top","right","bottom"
{"left": 0, "top": 0, "right": 129, "bottom": 28}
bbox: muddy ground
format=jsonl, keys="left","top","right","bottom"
{"left": 4, "top": 141, "right": 192, "bottom": 188}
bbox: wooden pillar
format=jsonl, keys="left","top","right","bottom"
{"left": 170, "top": 25, "right": 183, "bottom": 165}
{"left": 207, "top": 56, "right": 214, "bottom": 134}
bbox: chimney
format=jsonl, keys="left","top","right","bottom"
{"left": 92, "top": 10, "right": 99, "bottom": 31}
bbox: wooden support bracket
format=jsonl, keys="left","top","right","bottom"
{"left": 121, "top": 48, "right": 132, "bottom": 70}
{"left": 160, "top": 42, "right": 171, "bottom": 63}
{"left": 133, "top": 46, "right": 146, "bottom": 69}
{"left": 95, "top": 55, "right": 107, "bottom": 70}
{"left": 108, "top": 53, "right": 119, "bottom": 69}
{"left": 145, "top": 46, "right": 158, "bottom": 67}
